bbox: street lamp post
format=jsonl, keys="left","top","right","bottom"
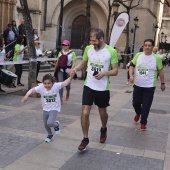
{"left": 112, "top": 1, "right": 120, "bottom": 22}
{"left": 160, "top": 32, "right": 164, "bottom": 49}
{"left": 131, "top": 17, "right": 139, "bottom": 58}
{"left": 164, "top": 35, "right": 167, "bottom": 50}
{"left": 56, "top": 0, "right": 64, "bottom": 51}
{"left": 154, "top": 24, "right": 158, "bottom": 44}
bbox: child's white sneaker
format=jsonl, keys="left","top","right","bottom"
{"left": 126, "top": 82, "right": 129, "bottom": 85}
{"left": 54, "top": 121, "right": 60, "bottom": 135}
{"left": 45, "top": 134, "right": 53, "bottom": 143}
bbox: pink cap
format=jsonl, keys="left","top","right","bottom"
{"left": 62, "top": 40, "right": 70, "bottom": 46}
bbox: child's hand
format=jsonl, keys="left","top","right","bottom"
{"left": 69, "top": 70, "right": 75, "bottom": 79}
{"left": 22, "top": 95, "right": 28, "bottom": 103}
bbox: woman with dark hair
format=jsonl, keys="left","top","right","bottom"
{"left": 13, "top": 35, "right": 27, "bottom": 86}
{"left": 11, "top": 20, "right": 19, "bottom": 39}
{"left": 33, "top": 28, "right": 39, "bottom": 41}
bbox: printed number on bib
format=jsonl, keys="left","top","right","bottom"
{"left": 91, "top": 66, "right": 101, "bottom": 72}
{"left": 44, "top": 95, "right": 57, "bottom": 105}
{"left": 137, "top": 68, "right": 149, "bottom": 77}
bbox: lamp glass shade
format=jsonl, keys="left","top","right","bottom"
{"left": 112, "top": 3, "right": 120, "bottom": 13}
{"left": 161, "top": 32, "right": 164, "bottom": 38}
{"left": 134, "top": 17, "right": 139, "bottom": 25}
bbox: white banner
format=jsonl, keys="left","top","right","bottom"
{"left": 109, "top": 12, "right": 129, "bottom": 47}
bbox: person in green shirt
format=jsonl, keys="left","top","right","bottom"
{"left": 13, "top": 35, "right": 27, "bottom": 86}
{"left": 129, "top": 39, "right": 165, "bottom": 131}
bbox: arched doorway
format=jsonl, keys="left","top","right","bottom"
{"left": 71, "top": 15, "right": 86, "bottom": 48}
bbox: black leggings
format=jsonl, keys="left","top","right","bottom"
{"left": 15, "top": 64, "right": 22, "bottom": 84}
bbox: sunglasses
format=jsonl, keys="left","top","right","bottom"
{"left": 62, "top": 44, "right": 68, "bottom": 46}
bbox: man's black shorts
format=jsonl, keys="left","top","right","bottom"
{"left": 82, "top": 86, "right": 110, "bottom": 108}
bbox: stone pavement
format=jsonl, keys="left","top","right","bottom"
{"left": 0, "top": 66, "right": 170, "bottom": 170}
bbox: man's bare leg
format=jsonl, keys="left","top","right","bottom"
{"left": 98, "top": 107, "right": 108, "bottom": 143}
{"left": 78, "top": 105, "right": 91, "bottom": 151}
{"left": 98, "top": 107, "right": 108, "bottom": 128}
{"left": 81, "top": 105, "right": 91, "bottom": 138}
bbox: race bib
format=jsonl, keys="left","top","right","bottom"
{"left": 90, "top": 63, "right": 104, "bottom": 73}
{"left": 43, "top": 95, "right": 57, "bottom": 105}
{"left": 137, "top": 68, "right": 149, "bottom": 77}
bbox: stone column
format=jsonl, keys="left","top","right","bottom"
{"left": 0, "top": 0, "right": 5, "bottom": 34}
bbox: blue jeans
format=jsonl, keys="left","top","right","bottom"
{"left": 132, "top": 85, "right": 155, "bottom": 125}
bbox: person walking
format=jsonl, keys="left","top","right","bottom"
{"left": 11, "top": 20, "right": 19, "bottom": 39}
{"left": 3, "top": 23, "right": 15, "bottom": 54}
{"left": 70, "top": 28, "right": 118, "bottom": 151}
{"left": 18, "top": 19, "right": 27, "bottom": 46}
{"left": 129, "top": 39, "right": 165, "bottom": 131}
{"left": 22, "top": 73, "right": 74, "bottom": 142}
{"left": 34, "top": 41, "right": 42, "bottom": 83}
{"left": 54, "top": 40, "right": 76, "bottom": 104}
{"left": 33, "top": 28, "right": 39, "bottom": 41}
{"left": 13, "top": 35, "right": 27, "bottom": 86}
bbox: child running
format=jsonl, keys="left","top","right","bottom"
{"left": 22, "top": 73, "right": 73, "bottom": 142}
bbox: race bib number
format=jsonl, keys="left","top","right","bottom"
{"left": 137, "top": 68, "right": 149, "bottom": 77}
{"left": 90, "top": 63, "right": 104, "bottom": 72}
{"left": 43, "top": 95, "right": 57, "bottom": 105}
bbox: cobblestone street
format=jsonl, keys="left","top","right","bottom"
{"left": 0, "top": 66, "right": 170, "bottom": 170}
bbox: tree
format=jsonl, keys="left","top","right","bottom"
{"left": 105, "top": 0, "right": 112, "bottom": 44}
{"left": 160, "top": 0, "right": 170, "bottom": 6}
{"left": 56, "top": 0, "right": 64, "bottom": 51}
{"left": 105, "top": 0, "right": 141, "bottom": 68}
{"left": 83, "top": 0, "right": 91, "bottom": 48}
{"left": 19, "top": 0, "right": 36, "bottom": 89}
{"left": 118, "top": 0, "right": 141, "bottom": 68}
{"left": 80, "top": 0, "right": 91, "bottom": 80}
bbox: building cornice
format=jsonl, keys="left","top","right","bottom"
{"left": 17, "top": 6, "right": 41, "bottom": 15}
{"left": 134, "top": 7, "right": 157, "bottom": 19}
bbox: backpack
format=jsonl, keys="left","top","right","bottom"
{"left": 57, "top": 51, "right": 72, "bottom": 70}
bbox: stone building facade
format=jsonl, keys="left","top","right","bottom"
{"left": 0, "top": 0, "right": 164, "bottom": 52}
{"left": 160, "top": 0, "right": 170, "bottom": 49}
{"left": 0, "top": 0, "right": 16, "bottom": 34}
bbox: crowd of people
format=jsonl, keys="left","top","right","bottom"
{"left": 22, "top": 28, "right": 166, "bottom": 152}
{"left": 0, "top": 19, "right": 44, "bottom": 91}
{"left": 0, "top": 24, "right": 167, "bottom": 151}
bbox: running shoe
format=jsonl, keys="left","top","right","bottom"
{"left": 54, "top": 121, "right": 60, "bottom": 135}
{"left": 66, "top": 93, "right": 70, "bottom": 100}
{"left": 140, "top": 124, "right": 146, "bottom": 131}
{"left": 0, "top": 89, "right": 5, "bottom": 92}
{"left": 78, "top": 138, "right": 89, "bottom": 151}
{"left": 100, "top": 127, "right": 107, "bottom": 143}
{"left": 44, "top": 134, "right": 53, "bottom": 143}
{"left": 17, "top": 83, "right": 24, "bottom": 86}
{"left": 134, "top": 114, "right": 140, "bottom": 122}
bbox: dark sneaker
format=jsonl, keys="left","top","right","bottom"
{"left": 17, "top": 83, "right": 24, "bottom": 86}
{"left": 8, "top": 84, "right": 16, "bottom": 88}
{"left": 134, "top": 114, "right": 140, "bottom": 122}
{"left": 100, "top": 127, "right": 107, "bottom": 143}
{"left": 140, "top": 124, "right": 146, "bottom": 131}
{"left": 78, "top": 138, "right": 89, "bottom": 151}
{"left": 54, "top": 121, "right": 60, "bottom": 135}
{"left": 44, "top": 134, "right": 53, "bottom": 143}
{"left": 0, "top": 89, "right": 6, "bottom": 92}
